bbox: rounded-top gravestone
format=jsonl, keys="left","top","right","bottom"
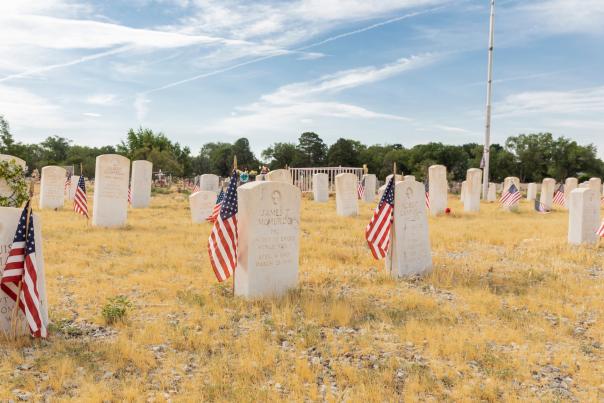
{"left": 92, "top": 154, "right": 130, "bottom": 228}
{"left": 40, "top": 166, "right": 66, "bottom": 209}
{"left": 312, "top": 173, "right": 328, "bottom": 202}
{"left": 130, "top": 160, "right": 153, "bottom": 208}
{"left": 200, "top": 174, "right": 220, "bottom": 191}
{"left": 234, "top": 181, "right": 301, "bottom": 298}
{"left": 265, "top": 169, "right": 292, "bottom": 184}
{"left": 335, "top": 173, "right": 358, "bottom": 216}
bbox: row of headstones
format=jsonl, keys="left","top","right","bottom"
{"left": 37, "top": 155, "right": 154, "bottom": 227}
{"left": 460, "top": 176, "right": 603, "bottom": 210}
{"left": 193, "top": 178, "right": 432, "bottom": 298}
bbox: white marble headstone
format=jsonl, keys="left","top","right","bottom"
{"left": 487, "top": 182, "right": 497, "bottom": 202}
{"left": 428, "top": 165, "right": 447, "bottom": 214}
{"left": 403, "top": 175, "right": 415, "bottom": 181}
{"left": 526, "top": 183, "right": 537, "bottom": 201}
{"left": 0, "top": 155, "right": 26, "bottom": 199}
{"left": 335, "top": 173, "right": 358, "bottom": 216}
{"left": 386, "top": 179, "right": 432, "bottom": 277}
{"left": 385, "top": 174, "right": 403, "bottom": 183}
{"left": 39, "top": 166, "right": 66, "bottom": 209}
{"left": 199, "top": 174, "right": 220, "bottom": 191}
{"left": 312, "top": 173, "right": 328, "bottom": 202}
{"left": 265, "top": 169, "right": 292, "bottom": 184}
{"left": 92, "top": 154, "right": 130, "bottom": 228}
{"left": 540, "top": 178, "right": 556, "bottom": 210}
{"left": 130, "top": 160, "right": 152, "bottom": 208}
{"left": 564, "top": 177, "right": 578, "bottom": 204}
{"left": 234, "top": 181, "right": 301, "bottom": 298}
{"left": 503, "top": 177, "right": 520, "bottom": 194}
{"left": 361, "top": 174, "right": 377, "bottom": 202}
{"left": 464, "top": 169, "right": 482, "bottom": 212}
{"left": 189, "top": 191, "right": 216, "bottom": 223}
{"left": 568, "top": 188, "right": 600, "bottom": 245}
{"left": 460, "top": 181, "right": 467, "bottom": 202}
{"left": 588, "top": 177, "right": 602, "bottom": 198}
{"left": 0, "top": 207, "right": 48, "bottom": 336}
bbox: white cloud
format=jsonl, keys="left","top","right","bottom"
{"left": 0, "top": 84, "right": 67, "bottom": 130}
{"left": 83, "top": 112, "right": 101, "bottom": 117}
{"left": 208, "top": 55, "right": 434, "bottom": 134}
{"left": 85, "top": 93, "right": 118, "bottom": 106}
{"left": 495, "top": 86, "right": 604, "bottom": 117}
{"left": 261, "top": 54, "right": 438, "bottom": 104}
{"left": 134, "top": 94, "right": 151, "bottom": 122}
{"left": 515, "top": 0, "right": 604, "bottom": 35}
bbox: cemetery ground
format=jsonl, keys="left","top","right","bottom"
{"left": 1, "top": 191, "right": 603, "bottom": 402}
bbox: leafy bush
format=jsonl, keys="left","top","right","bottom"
{"left": 101, "top": 296, "right": 132, "bottom": 324}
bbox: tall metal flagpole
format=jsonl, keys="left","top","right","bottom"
{"left": 482, "top": 0, "right": 495, "bottom": 199}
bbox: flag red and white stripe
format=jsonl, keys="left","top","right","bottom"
{"left": 207, "top": 189, "right": 224, "bottom": 223}
{"left": 0, "top": 202, "right": 46, "bottom": 338}
{"left": 208, "top": 172, "right": 238, "bottom": 282}
{"left": 128, "top": 187, "right": 132, "bottom": 205}
{"left": 597, "top": 220, "right": 604, "bottom": 237}
{"left": 73, "top": 175, "right": 88, "bottom": 218}
{"left": 424, "top": 181, "right": 430, "bottom": 210}
{"left": 500, "top": 183, "right": 521, "bottom": 207}
{"left": 357, "top": 181, "right": 365, "bottom": 200}
{"left": 365, "top": 177, "right": 394, "bottom": 259}
{"left": 553, "top": 184, "right": 565, "bottom": 207}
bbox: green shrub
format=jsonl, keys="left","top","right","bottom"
{"left": 101, "top": 295, "right": 132, "bottom": 324}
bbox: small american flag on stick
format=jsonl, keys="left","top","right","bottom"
{"left": 424, "top": 180, "right": 430, "bottom": 210}
{"left": 0, "top": 201, "right": 46, "bottom": 338}
{"left": 365, "top": 177, "right": 394, "bottom": 259}
{"left": 128, "top": 186, "right": 132, "bottom": 205}
{"left": 500, "top": 183, "right": 521, "bottom": 208}
{"left": 534, "top": 199, "right": 550, "bottom": 214}
{"left": 73, "top": 175, "right": 88, "bottom": 218}
{"left": 552, "top": 184, "right": 565, "bottom": 207}
{"left": 208, "top": 171, "right": 238, "bottom": 282}
{"left": 596, "top": 220, "right": 604, "bottom": 238}
{"left": 357, "top": 179, "right": 365, "bottom": 200}
{"left": 206, "top": 189, "right": 225, "bottom": 223}
{"left": 64, "top": 173, "right": 72, "bottom": 192}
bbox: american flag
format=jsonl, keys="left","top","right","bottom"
{"left": 208, "top": 171, "right": 238, "bottom": 282}
{"left": 365, "top": 177, "right": 394, "bottom": 259}
{"left": 552, "top": 184, "right": 565, "bottom": 207}
{"left": 424, "top": 180, "right": 430, "bottom": 210}
{"left": 128, "top": 187, "right": 132, "bottom": 205}
{"left": 207, "top": 189, "right": 224, "bottom": 223}
{"left": 597, "top": 220, "right": 604, "bottom": 237}
{"left": 534, "top": 199, "right": 549, "bottom": 214}
{"left": 64, "top": 173, "right": 72, "bottom": 192}
{"left": 73, "top": 175, "right": 88, "bottom": 218}
{"left": 357, "top": 179, "right": 365, "bottom": 200}
{"left": 500, "top": 183, "right": 521, "bottom": 207}
{"left": 0, "top": 202, "right": 46, "bottom": 338}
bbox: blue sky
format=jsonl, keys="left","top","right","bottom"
{"left": 1, "top": 0, "right": 603, "bottom": 157}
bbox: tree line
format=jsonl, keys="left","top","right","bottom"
{"left": 1, "top": 115, "right": 602, "bottom": 182}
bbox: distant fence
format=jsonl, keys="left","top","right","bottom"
{"left": 289, "top": 167, "right": 364, "bottom": 192}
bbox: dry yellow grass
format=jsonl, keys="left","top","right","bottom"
{"left": 0, "top": 190, "right": 603, "bottom": 401}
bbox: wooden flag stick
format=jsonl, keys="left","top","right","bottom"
{"left": 10, "top": 182, "right": 35, "bottom": 339}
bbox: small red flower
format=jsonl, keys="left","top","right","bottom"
{"left": 445, "top": 208, "right": 451, "bottom": 214}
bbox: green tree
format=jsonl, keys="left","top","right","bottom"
{"left": 261, "top": 143, "right": 302, "bottom": 170}
{"left": 327, "top": 138, "right": 365, "bottom": 167}
{"left": 297, "top": 132, "right": 327, "bottom": 166}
